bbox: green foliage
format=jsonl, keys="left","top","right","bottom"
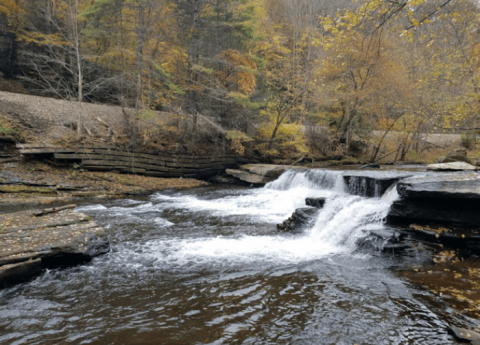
{"left": 226, "top": 130, "right": 251, "bottom": 141}
{"left": 0, "top": 115, "right": 24, "bottom": 141}
{"left": 256, "top": 122, "right": 307, "bottom": 157}
{"left": 461, "top": 130, "right": 477, "bottom": 149}
{"left": 228, "top": 92, "right": 261, "bottom": 109}
{"left": 136, "top": 109, "right": 156, "bottom": 120}
{"left": 167, "top": 83, "right": 185, "bottom": 96}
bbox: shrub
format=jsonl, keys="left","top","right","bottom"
{"left": 460, "top": 130, "right": 476, "bottom": 149}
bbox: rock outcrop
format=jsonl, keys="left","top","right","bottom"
{"left": 387, "top": 173, "right": 480, "bottom": 229}
{"left": 277, "top": 207, "right": 319, "bottom": 234}
{"left": 437, "top": 147, "right": 472, "bottom": 164}
{"left": 342, "top": 171, "right": 413, "bottom": 197}
{"left": 360, "top": 163, "right": 380, "bottom": 169}
{"left": 225, "top": 164, "right": 303, "bottom": 186}
{"left": 0, "top": 205, "right": 110, "bottom": 288}
{"left": 427, "top": 162, "right": 477, "bottom": 171}
{"left": 305, "top": 198, "right": 326, "bottom": 208}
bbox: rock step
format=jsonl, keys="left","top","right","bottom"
{"left": 342, "top": 171, "right": 413, "bottom": 197}
{"left": 0, "top": 206, "right": 110, "bottom": 288}
{"left": 387, "top": 173, "right": 480, "bottom": 229}
{"left": 277, "top": 207, "right": 319, "bottom": 234}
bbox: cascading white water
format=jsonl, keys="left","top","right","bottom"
{"left": 87, "top": 169, "right": 399, "bottom": 267}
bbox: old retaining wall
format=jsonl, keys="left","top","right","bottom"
{"left": 16, "top": 144, "right": 256, "bottom": 179}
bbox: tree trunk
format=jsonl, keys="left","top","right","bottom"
{"left": 135, "top": 2, "right": 145, "bottom": 110}
{"left": 69, "top": 0, "right": 83, "bottom": 101}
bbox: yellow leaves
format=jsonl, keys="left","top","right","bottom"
{"left": 217, "top": 49, "right": 257, "bottom": 95}
{"left": 0, "top": 0, "right": 24, "bottom": 16}
{"left": 18, "top": 31, "right": 67, "bottom": 46}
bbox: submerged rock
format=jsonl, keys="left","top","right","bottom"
{"left": 0, "top": 205, "right": 110, "bottom": 288}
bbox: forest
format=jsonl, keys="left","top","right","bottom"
{"left": 0, "top": 0, "right": 479, "bottom": 162}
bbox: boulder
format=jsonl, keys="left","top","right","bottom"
{"left": 240, "top": 164, "right": 292, "bottom": 179}
{"left": 277, "top": 207, "right": 318, "bottom": 234}
{"left": 427, "top": 162, "right": 477, "bottom": 171}
{"left": 0, "top": 206, "right": 110, "bottom": 288}
{"left": 360, "top": 163, "right": 380, "bottom": 169}
{"left": 449, "top": 326, "right": 480, "bottom": 345}
{"left": 225, "top": 169, "right": 269, "bottom": 185}
{"left": 448, "top": 147, "right": 468, "bottom": 157}
{"left": 305, "top": 197, "right": 326, "bottom": 208}
{"left": 438, "top": 147, "right": 472, "bottom": 164}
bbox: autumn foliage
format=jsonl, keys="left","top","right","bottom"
{"left": 0, "top": 0, "right": 478, "bottom": 160}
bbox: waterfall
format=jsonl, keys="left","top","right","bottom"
{"left": 110, "top": 169, "right": 400, "bottom": 266}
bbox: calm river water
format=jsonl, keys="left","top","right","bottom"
{"left": 0, "top": 170, "right": 476, "bottom": 344}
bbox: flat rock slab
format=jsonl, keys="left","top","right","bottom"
{"left": 342, "top": 170, "right": 413, "bottom": 197}
{"left": 240, "top": 164, "right": 302, "bottom": 179}
{"left": 397, "top": 173, "right": 480, "bottom": 200}
{"left": 427, "top": 162, "right": 478, "bottom": 171}
{"left": 225, "top": 169, "right": 269, "bottom": 185}
{"left": 388, "top": 172, "right": 480, "bottom": 228}
{"left": 226, "top": 164, "right": 304, "bottom": 185}
{"left": 0, "top": 207, "right": 109, "bottom": 288}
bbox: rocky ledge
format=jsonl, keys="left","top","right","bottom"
{"left": 277, "top": 198, "right": 325, "bottom": 233}
{"left": 223, "top": 164, "right": 303, "bottom": 186}
{"left": 387, "top": 172, "right": 480, "bottom": 229}
{"left": 0, "top": 205, "right": 109, "bottom": 288}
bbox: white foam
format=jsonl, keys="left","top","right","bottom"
{"left": 75, "top": 204, "right": 107, "bottom": 212}
{"left": 122, "top": 234, "right": 341, "bottom": 267}
{"left": 152, "top": 187, "right": 333, "bottom": 223}
{"left": 110, "top": 169, "right": 399, "bottom": 267}
{"left": 154, "top": 217, "right": 174, "bottom": 227}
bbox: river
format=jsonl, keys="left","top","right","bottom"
{"left": 0, "top": 170, "right": 475, "bottom": 344}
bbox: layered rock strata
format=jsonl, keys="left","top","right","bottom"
{"left": 0, "top": 205, "right": 109, "bottom": 288}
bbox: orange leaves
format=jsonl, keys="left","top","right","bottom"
{"left": 216, "top": 49, "right": 257, "bottom": 95}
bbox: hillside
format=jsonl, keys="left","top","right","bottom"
{"left": 0, "top": 91, "right": 228, "bottom": 155}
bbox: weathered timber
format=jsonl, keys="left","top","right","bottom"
{"left": 118, "top": 167, "right": 146, "bottom": 174}
{"left": 20, "top": 148, "right": 77, "bottom": 154}
{"left": 75, "top": 144, "right": 117, "bottom": 149}
{"left": 81, "top": 166, "right": 118, "bottom": 171}
{"left": 166, "top": 161, "right": 203, "bottom": 169}
{"left": 18, "top": 144, "right": 253, "bottom": 178}
{"left": 54, "top": 153, "right": 101, "bottom": 160}
{"left": 82, "top": 160, "right": 167, "bottom": 172}
{"left": 57, "top": 154, "right": 168, "bottom": 167}
{"left": 16, "top": 144, "right": 61, "bottom": 149}
{"left": 145, "top": 171, "right": 183, "bottom": 178}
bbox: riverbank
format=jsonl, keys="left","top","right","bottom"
{"left": 0, "top": 160, "right": 207, "bottom": 208}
